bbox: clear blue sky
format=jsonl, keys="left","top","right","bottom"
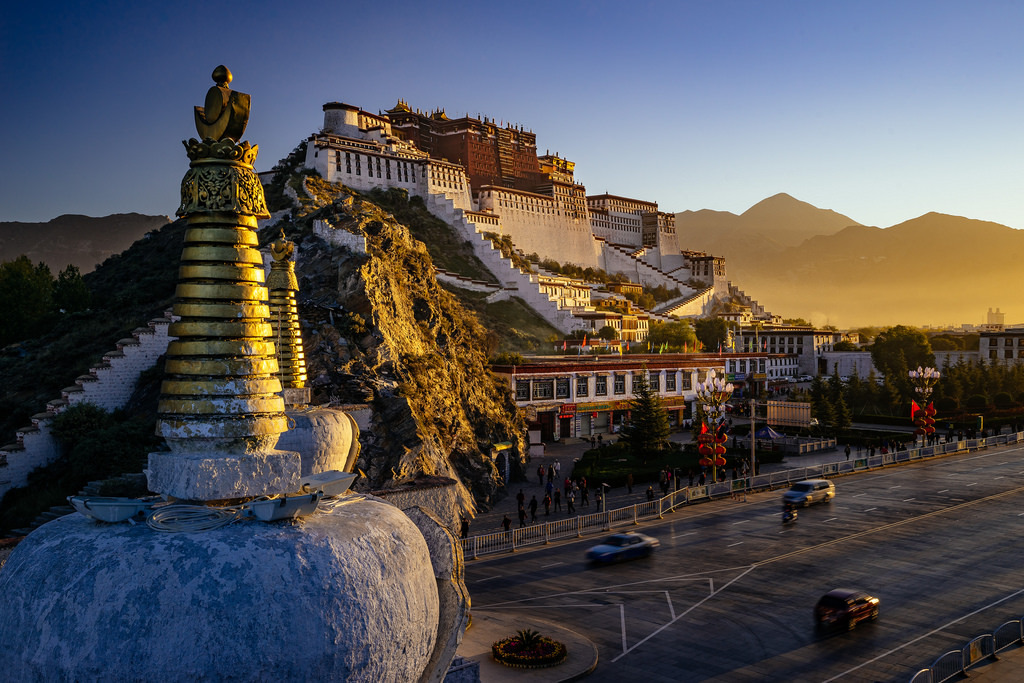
{"left": 3, "top": 0, "right": 1024, "bottom": 229}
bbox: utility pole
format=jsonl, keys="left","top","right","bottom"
{"left": 749, "top": 398, "right": 757, "bottom": 481}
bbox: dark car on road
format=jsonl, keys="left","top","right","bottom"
{"left": 585, "top": 532, "right": 659, "bottom": 564}
{"left": 815, "top": 589, "right": 879, "bottom": 632}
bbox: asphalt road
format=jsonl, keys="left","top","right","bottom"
{"left": 466, "top": 443, "right": 1024, "bottom": 682}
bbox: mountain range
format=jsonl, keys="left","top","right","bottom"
{"left": 4, "top": 198, "right": 1019, "bottom": 329}
{"left": 0, "top": 213, "right": 170, "bottom": 274}
{"left": 676, "top": 194, "right": 1024, "bottom": 328}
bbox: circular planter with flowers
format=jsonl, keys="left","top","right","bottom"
{"left": 492, "top": 628, "right": 568, "bottom": 669}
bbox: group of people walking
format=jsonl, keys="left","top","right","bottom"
{"left": 501, "top": 468, "right": 605, "bottom": 532}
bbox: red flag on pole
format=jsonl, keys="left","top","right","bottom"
{"left": 563, "top": 339, "right": 567, "bottom": 351}
{"left": 910, "top": 400, "right": 921, "bottom": 418}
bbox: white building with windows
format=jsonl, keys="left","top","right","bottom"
{"left": 491, "top": 355, "right": 725, "bottom": 442}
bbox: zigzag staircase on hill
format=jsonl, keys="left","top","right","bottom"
{"left": 0, "top": 311, "right": 177, "bottom": 514}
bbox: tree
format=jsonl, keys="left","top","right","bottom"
{"left": 870, "top": 326, "right": 934, "bottom": 380}
{"left": 597, "top": 325, "right": 618, "bottom": 341}
{"left": 647, "top": 320, "right": 697, "bottom": 350}
{"left": 620, "top": 369, "right": 671, "bottom": 459}
{"left": 53, "top": 264, "right": 91, "bottom": 313}
{"left": 833, "top": 340, "right": 858, "bottom": 352}
{"left": 0, "top": 255, "right": 55, "bottom": 346}
{"left": 832, "top": 395, "right": 852, "bottom": 433}
{"left": 694, "top": 317, "right": 730, "bottom": 352}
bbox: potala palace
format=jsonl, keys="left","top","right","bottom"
{"left": 301, "top": 100, "right": 773, "bottom": 336}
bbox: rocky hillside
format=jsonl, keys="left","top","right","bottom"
{"left": 0, "top": 213, "right": 171, "bottom": 273}
{"left": 265, "top": 177, "right": 527, "bottom": 511}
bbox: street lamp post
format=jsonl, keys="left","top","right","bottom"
{"left": 908, "top": 366, "right": 940, "bottom": 446}
{"left": 695, "top": 370, "right": 734, "bottom": 483}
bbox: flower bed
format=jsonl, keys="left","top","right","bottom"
{"left": 492, "top": 629, "right": 568, "bottom": 669}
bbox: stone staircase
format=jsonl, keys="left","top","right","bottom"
{"left": 0, "top": 312, "right": 176, "bottom": 508}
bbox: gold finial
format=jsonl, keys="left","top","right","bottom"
{"left": 270, "top": 229, "right": 295, "bottom": 262}
{"left": 194, "top": 65, "right": 250, "bottom": 142}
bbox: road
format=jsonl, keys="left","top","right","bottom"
{"left": 466, "top": 443, "right": 1024, "bottom": 681}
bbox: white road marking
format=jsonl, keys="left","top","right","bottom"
{"left": 619, "top": 604, "right": 628, "bottom": 653}
{"left": 903, "top": 498, "right": 916, "bottom": 502}
{"left": 732, "top": 520, "right": 749, "bottom": 525}
{"left": 853, "top": 492, "right": 866, "bottom": 497}
{"left": 823, "top": 517, "right": 837, "bottom": 523}
{"left": 727, "top": 541, "right": 743, "bottom": 547}
{"left": 665, "top": 591, "right": 675, "bottom": 620}
{"left": 863, "top": 507, "right": 877, "bottom": 512}
{"left": 937, "top": 489, "right": 949, "bottom": 493}
{"left": 541, "top": 561, "right": 564, "bottom": 569}
{"left": 966, "top": 482, "right": 978, "bottom": 487}
{"left": 474, "top": 575, "right": 501, "bottom": 583}
{"left": 672, "top": 531, "right": 696, "bottom": 539}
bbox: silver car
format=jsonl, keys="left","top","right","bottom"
{"left": 783, "top": 479, "right": 835, "bottom": 507}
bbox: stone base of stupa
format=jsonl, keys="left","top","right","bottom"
{"left": 0, "top": 496, "right": 439, "bottom": 681}
{"left": 147, "top": 448, "right": 301, "bottom": 500}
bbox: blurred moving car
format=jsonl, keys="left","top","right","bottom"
{"left": 783, "top": 479, "right": 835, "bottom": 507}
{"left": 585, "top": 532, "right": 659, "bottom": 564}
{"left": 815, "top": 589, "right": 879, "bottom": 631}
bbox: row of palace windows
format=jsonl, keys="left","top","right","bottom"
{"left": 515, "top": 371, "right": 691, "bottom": 402}
{"left": 337, "top": 151, "right": 416, "bottom": 183}
{"left": 990, "top": 349, "right": 1024, "bottom": 359}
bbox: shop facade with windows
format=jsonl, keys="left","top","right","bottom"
{"left": 492, "top": 355, "right": 726, "bottom": 442}
{"left": 723, "top": 352, "right": 799, "bottom": 395}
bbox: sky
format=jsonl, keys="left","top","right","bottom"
{"left": 3, "top": 0, "right": 1024, "bottom": 229}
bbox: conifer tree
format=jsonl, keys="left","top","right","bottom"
{"left": 621, "top": 368, "right": 671, "bottom": 459}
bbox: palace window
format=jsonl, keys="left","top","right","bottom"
{"left": 385, "top": 159, "right": 391, "bottom": 179}
{"left": 376, "top": 158, "right": 381, "bottom": 177}
{"left": 666, "top": 373, "right": 676, "bottom": 391}
{"left": 345, "top": 152, "right": 351, "bottom": 173}
{"left": 355, "top": 155, "right": 361, "bottom": 176}
{"left": 682, "top": 373, "right": 692, "bottom": 390}
{"left": 595, "top": 376, "right": 608, "bottom": 396}
{"left": 648, "top": 371, "right": 660, "bottom": 392}
{"left": 515, "top": 380, "right": 530, "bottom": 401}
{"left": 532, "top": 380, "right": 554, "bottom": 400}
{"left": 614, "top": 374, "right": 626, "bottom": 395}
{"left": 556, "top": 378, "right": 570, "bottom": 399}
{"left": 576, "top": 377, "right": 589, "bottom": 397}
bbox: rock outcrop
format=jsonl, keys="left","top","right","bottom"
{"left": 263, "top": 178, "right": 526, "bottom": 515}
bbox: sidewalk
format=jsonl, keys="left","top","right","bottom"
{"left": 465, "top": 434, "right": 844, "bottom": 538}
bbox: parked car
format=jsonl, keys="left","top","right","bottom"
{"left": 799, "top": 374, "right": 814, "bottom": 382}
{"left": 783, "top": 479, "right": 835, "bottom": 507}
{"left": 815, "top": 589, "right": 879, "bottom": 632}
{"left": 585, "top": 532, "right": 659, "bottom": 564}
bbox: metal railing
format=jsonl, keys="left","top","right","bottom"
{"left": 910, "top": 616, "right": 1024, "bottom": 682}
{"left": 461, "top": 431, "right": 1024, "bottom": 561}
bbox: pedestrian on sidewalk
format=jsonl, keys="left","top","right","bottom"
{"left": 627, "top": 472, "right": 634, "bottom": 493}
{"left": 581, "top": 486, "right": 590, "bottom": 507}
{"left": 529, "top": 495, "right": 538, "bottom": 522}
{"left": 646, "top": 486, "right": 655, "bottom": 501}
{"left": 596, "top": 490, "right": 603, "bottom": 512}
{"left": 517, "top": 506, "right": 526, "bottom": 528}
{"left": 554, "top": 460, "right": 561, "bottom": 477}
{"left": 547, "top": 464, "right": 555, "bottom": 485}
{"left": 553, "top": 489, "right": 561, "bottom": 512}
{"left": 502, "top": 515, "right": 511, "bottom": 533}
{"left": 537, "top": 464, "right": 544, "bottom": 484}
{"left": 844, "top": 444, "right": 851, "bottom": 460}
{"left": 566, "top": 489, "right": 576, "bottom": 513}
{"left": 543, "top": 493, "right": 551, "bottom": 516}
{"left": 460, "top": 516, "right": 469, "bottom": 539}
{"left": 516, "top": 489, "right": 525, "bottom": 508}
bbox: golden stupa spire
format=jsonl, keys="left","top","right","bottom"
{"left": 267, "top": 229, "right": 308, "bottom": 401}
{"left": 148, "top": 66, "right": 299, "bottom": 501}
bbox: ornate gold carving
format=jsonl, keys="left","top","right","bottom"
{"left": 177, "top": 164, "right": 269, "bottom": 218}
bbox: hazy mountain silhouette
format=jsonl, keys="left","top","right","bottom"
{"left": 676, "top": 193, "right": 862, "bottom": 267}
{"left": 0, "top": 213, "right": 170, "bottom": 273}
{"left": 726, "top": 212, "right": 1024, "bottom": 328}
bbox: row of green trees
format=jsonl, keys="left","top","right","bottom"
{"left": 0, "top": 256, "right": 91, "bottom": 347}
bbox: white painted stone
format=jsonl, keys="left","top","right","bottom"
{"left": 277, "top": 408, "right": 361, "bottom": 476}
{"left": 0, "top": 496, "right": 439, "bottom": 681}
{"left": 147, "top": 448, "right": 301, "bottom": 500}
